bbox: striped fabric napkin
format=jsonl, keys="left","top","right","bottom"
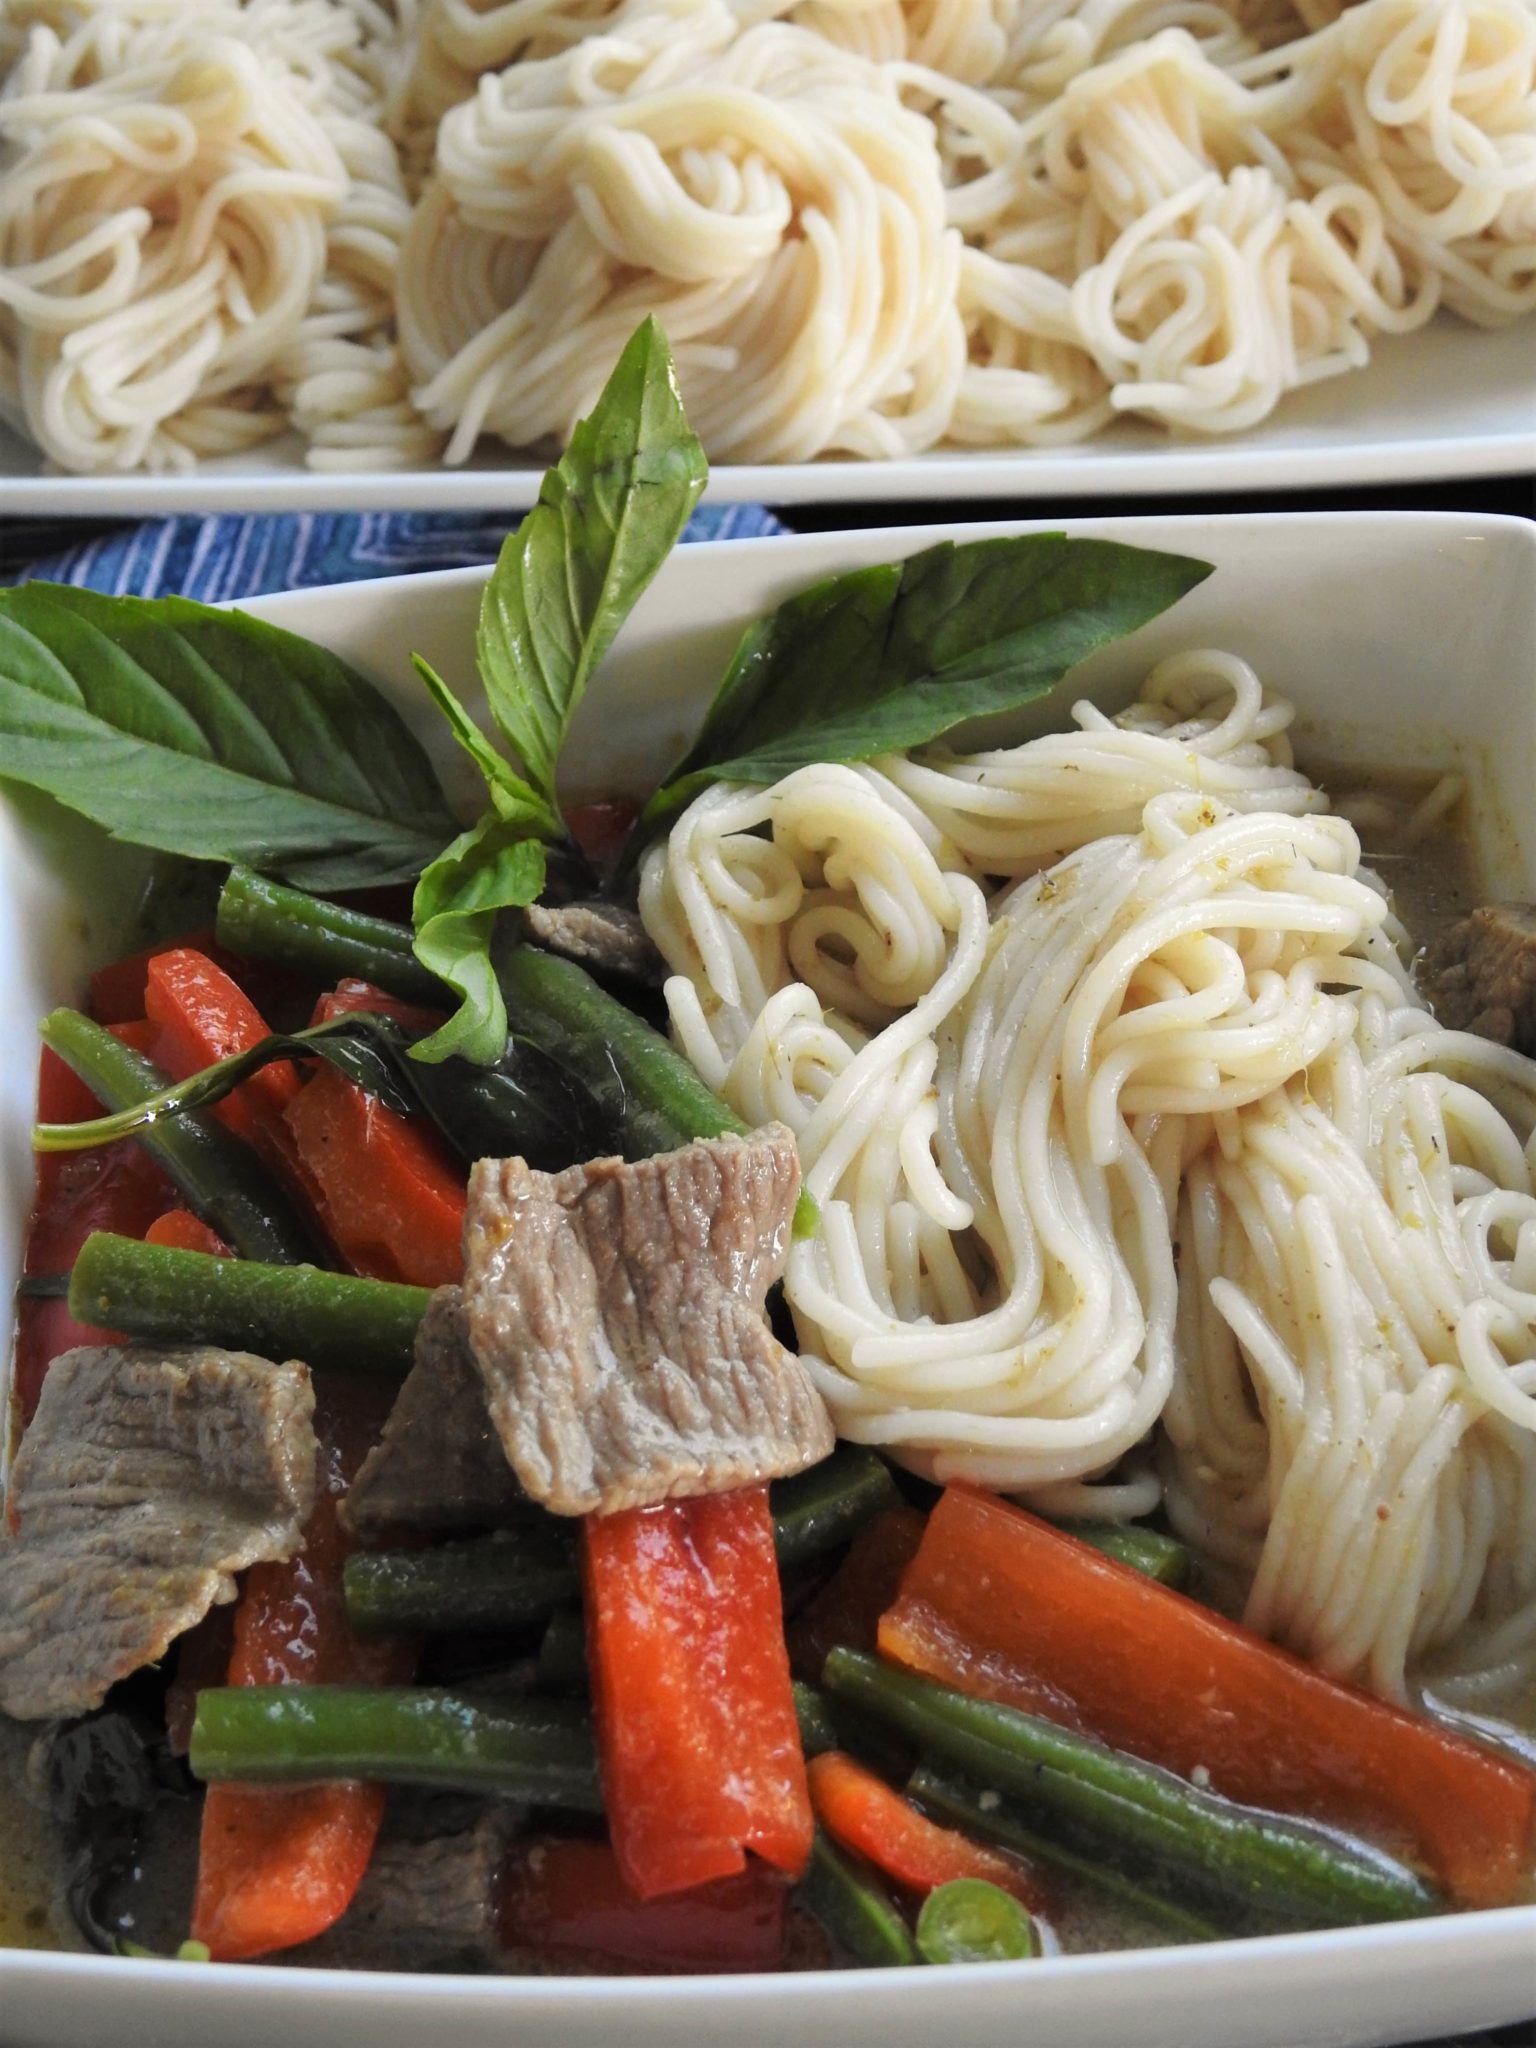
{"left": 0, "top": 503, "right": 785, "bottom": 599}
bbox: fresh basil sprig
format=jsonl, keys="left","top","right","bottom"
{"left": 0, "top": 584, "right": 455, "bottom": 890}
{"left": 640, "top": 534, "right": 1213, "bottom": 833}
{"left": 405, "top": 314, "right": 706, "bottom": 1064}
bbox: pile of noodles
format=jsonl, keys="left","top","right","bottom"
{"left": 639, "top": 656, "right": 1536, "bottom": 1711}
{"left": 1, "top": 0, "right": 1533, "bottom": 469}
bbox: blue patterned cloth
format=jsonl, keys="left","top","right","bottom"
{"left": 0, "top": 503, "right": 784, "bottom": 600}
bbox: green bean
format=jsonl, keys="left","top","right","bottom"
{"left": 41, "top": 1010, "right": 319, "bottom": 1266}
{"left": 344, "top": 1529, "right": 580, "bottom": 1636}
{"left": 1061, "top": 1521, "right": 1192, "bottom": 1590}
{"left": 823, "top": 1650, "right": 1437, "bottom": 1928}
{"left": 216, "top": 867, "right": 443, "bottom": 1007}
{"left": 772, "top": 1447, "right": 900, "bottom": 1571}
{"left": 537, "top": 1608, "right": 589, "bottom": 1695}
{"left": 797, "top": 1829, "right": 917, "bottom": 1968}
{"left": 498, "top": 945, "right": 819, "bottom": 1237}
{"left": 218, "top": 875, "right": 807, "bottom": 1204}
{"left": 69, "top": 1231, "right": 427, "bottom": 1376}
{"left": 189, "top": 1686, "right": 602, "bottom": 1811}
{"left": 915, "top": 1879, "right": 1039, "bottom": 1966}
{"left": 793, "top": 1681, "right": 840, "bottom": 1760}
{"left": 908, "top": 1767, "right": 1221, "bottom": 1943}
{"left": 347, "top": 1455, "right": 899, "bottom": 1644}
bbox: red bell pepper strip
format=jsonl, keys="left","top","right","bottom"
{"left": 311, "top": 978, "right": 446, "bottom": 1037}
{"left": 788, "top": 1505, "right": 926, "bottom": 1685}
{"left": 143, "top": 948, "right": 299, "bottom": 1151}
{"left": 878, "top": 1487, "right": 1536, "bottom": 1911}
{"left": 90, "top": 929, "right": 217, "bottom": 1026}
{"left": 583, "top": 1485, "right": 814, "bottom": 1900}
{"left": 144, "top": 1208, "right": 231, "bottom": 1257}
{"left": 13, "top": 1039, "right": 176, "bottom": 1423}
{"left": 191, "top": 1389, "right": 410, "bottom": 1961}
{"left": 502, "top": 1838, "right": 787, "bottom": 1973}
{"left": 807, "top": 1750, "right": 1045, "bottom": 1912}
{"left": 90, "top": 928, "right": 302, "bottom": 1028}
{"left": 280, "top": 983, "right": 466, "bottom": 1287}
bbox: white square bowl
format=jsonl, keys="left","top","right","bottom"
{"left": 3, "top": 510, "right": 1536, "bottom": 2048}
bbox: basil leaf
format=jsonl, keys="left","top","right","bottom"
{"left": 411, "top": 654, "right": 558, "bottom": 838}
{"left": 643, "top": 535, "right": 1213, "bottom": 829}
{"left": 410, "top": 816, "right": 548, "bottom": 1066}
{"left": 0, "top": 582, "right": 456, "bottom": 889}
{"left": 476, "top": 315, "right": 706, "bottom": 817}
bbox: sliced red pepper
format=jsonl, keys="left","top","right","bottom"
{"left": 502, "top": 1838, "right": 786, "bottom": 1973}
{"left": 90, "top": 930, "right": 220, "bottom": 1026}
{"left": 312, "top": 978, "right": 446, "bottom": 1038}
{"left": 144, "top": 1208, "right": 231, "bottom": 1258}
{"left": 14, "top": 1039, "right": 176, "bottom": 1423}
{"left": 280, "top": 985, "right": 466, "bottom": 1287}
{"left": 191, "top": 1387, "right": 410, "bottom": 1961}
{"left": 90, "top": 929, "right": 302, "bottom": 1029}
{"left": 788, "top": 1505, "right": 926, "bottom": 1685}
{"left": 879, "top": 1486, "right": 1536, "bottom": 1911}
{"left": 808, "top": 1750, "right": 1046, "bottom": 1911}
{"left": 143, "top": 948, "right": 299, "bottom": 1151}
{"left": 582, "top": 1485, "right": 813, "bottom": 1901}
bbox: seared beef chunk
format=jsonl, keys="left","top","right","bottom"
{"left": 523, "top": 901, "right": 664, "bottom": 986}
{"left": 341, "top": 1288, "right": 525, "bottom": 1538}
{"left": 462, "top": 1125, "right": 833, "bottom": 1516}
{"left": 1421, "top": 903, "right": 1536, "bottom": 1051}
{"left": 294, "top": 1794, "right": 518, "bottom": 1971}
{"left": 0, "top": 1344, "right": 315, "bottom": 1721}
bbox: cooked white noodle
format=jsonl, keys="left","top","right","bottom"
{"left": 2, "top": 0, "right": 1533, "bottom": 469}
{"left": 641, "top": 653, "right": 1536, "bottom": 1705}
{"left": 0, "top": 0, "right": 434, "bottom": 470}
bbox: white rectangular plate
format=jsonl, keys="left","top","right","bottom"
{"left": 3, "top": 511, "right": 1536, "bottom": 2048}
{"left": 1, "top": 319, "right": 1533, "bottom": 511}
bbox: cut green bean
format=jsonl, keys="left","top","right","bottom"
{"left": 41, "top": 1009, "right": 319, "bottom": 1266}
{"left": 348, "top": 1455, "right": 900, "bottom": 1645}
{"left": 793, "top": 1681, "right": 840, "bottom": 1760}
{"left": 344, "top": 1529, "right": 579, "bottom": 1636}
{"left": 908, "top": 1767, "right": 1221, "bottom": 1943}
{"left": 772, "top": 1447, "right": 900, "bottom": 1571}
{"left": 216, "top": 867, "right": 443, "bottom": 1007}
{"left": 498, "top": 945, "right": 819, "bottom": 1237}
{"left": 69, "top": 1231, "right": 428, "bottom": 1376}
{"left": 915, "top": 1879, "right": 1039, "bottom": 1966}
{"left": 537, "top": 1607, "right": 589, "bottom": 1694}
{"left": 797, "top": 1829, "right": 918, "bottom": 1969}
{"left": 1060, "top": 1521, "right": 1192, "bottom": 1590}
{"left": 823, "top": 1650, "right": 1437, "bottom": 1929}
{"left": 189, "top": 1685, "right": 602, "bottom": 1811}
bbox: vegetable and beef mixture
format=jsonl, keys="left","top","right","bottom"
{"left": 2, "top": 323, "right": 1535, "bottom": 1974}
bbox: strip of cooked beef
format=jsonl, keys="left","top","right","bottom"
{"left": 291, "top": 1793, "right": 519, "bottom": 1972}
{"left": 0, "top": 1344, "right": 315, "bottom": 1722}
{"left": 340, "top": 1287, "right": 525, "bottom": 1538}
{"left": 461, "top": 1124, "right": 834, "bottom": 1517}
{"left": 1421, "top": 903, "right": 1536, "bottom": 1053}
{"left": 522, "top": 901, "right": 664, "bottom": 986}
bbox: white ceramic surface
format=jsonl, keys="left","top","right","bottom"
{"left": 3, "top": 512, "right": 1536, "bottom": 2048}
{"left": 1, "top": 319, "right": 1533, "bottom": 511}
